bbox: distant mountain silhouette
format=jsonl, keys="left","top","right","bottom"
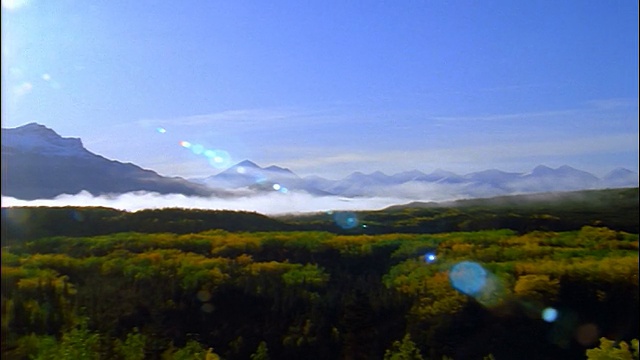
{"left": 1, "top": 123, "right": 217, "bottom": 200}
{"left": 192, "top": 159, "right": 331, "bottom": 196}
{"left": 602, "top": 168, "right": 639, "bottom": 188}
{"left": 2, "top": 123, "right": 638, "bottom": 201}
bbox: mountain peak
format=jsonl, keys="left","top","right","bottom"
{"left": 602, "top": 168, "right": 639, "bottom": 187}
{"left": 19, "top": 122, "right": 51, "bottom": 130}
{"left": 234, "top": 160, "right": 261, "bottom": 169}
{"left": 2, "top": 123, "right": 215, "bottom": 199}
{"left": 531, "top": 165, "right": 554, "bottom": 173}
{"left": 557, "top": 165, "right": 580, "bottom": 172}
{"left": 264, "top": 165, "right": 298, "bottom": 177}
{"left": 265, "top": 165, "right": 289, "bottom": 172}
{"left": 2, "top": 122, "right": 86, "bottom": 157}
{"left": 11, "top": 122, "right": 60, "bottom": 137}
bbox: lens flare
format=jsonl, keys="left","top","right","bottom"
{"left": 70, "top": 210, "right": 84, "bottom": 222}
{"left": 424, "top": 251, "right": 437, "bottom": 263}
{"left": 156, "top": 127, "right": 166, "bottom": 134}
{"left": 191, "top": 144, "right": 205, "bottom": 155}
{"left": 208, "top": 150, "right": 231, "bottom": 168}
{"left": 333, "top": 211, "right": 359, "bottom": 229}
{"left": 273, "top": 184, "right": 281, "bottom": 191}
{"left": 197, "top": 290, "right": 212, "bottom": 302}
{"left": 542, "top": 307, "right": 558, "bottom": 322}
{"left": 180, "top": 141, "right": 192, "bottom": 148}
{"left": 449, "top": 261, "right": 487, "bottom": 296}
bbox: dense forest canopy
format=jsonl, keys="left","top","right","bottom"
{"left": 2, "top": 188, "right": 638, "bottom": 244}
{"left": 1, "top": 188, "right": 638, "bottom": 359}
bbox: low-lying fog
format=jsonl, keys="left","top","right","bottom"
{"left": 1, "top": 190, "right": 451, "bottom": 215}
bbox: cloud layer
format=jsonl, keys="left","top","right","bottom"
{"left": 1, "top": 191, "right": 419, "bottom": 216}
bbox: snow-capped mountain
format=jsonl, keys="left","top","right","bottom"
{"left": 1, "top": 123, "right": 216, "bottom": 200}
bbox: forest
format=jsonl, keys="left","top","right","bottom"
{"left": 1, "top": 188, "right": 639, "bottom": 359}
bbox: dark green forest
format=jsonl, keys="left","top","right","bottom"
{"left": 1, "top": 188, "right": 639, "bottom": 359}
{"left": 281, "top": 187, "right": 640, "bottom": 235}
{"left": 3, "top": 188, "right": 638, "bottom": 243}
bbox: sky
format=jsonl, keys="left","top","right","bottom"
{"left": 2, "top": 0, "right": 638, "bottom": 180}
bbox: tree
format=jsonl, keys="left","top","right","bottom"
{"left": 32, "top": 320, "right": 101, "bottom": 360}
{"left": 383, "top": 334, "right": 424, "bottom": 360}
{"left": 162, "top": 340, "right": 220, "bottom": 360}
{"left": 113, "top": 328, "right": 147, "bottom": 360}
{"left": 250, "top": 341, "right": 270, "bottom": 360}
{"left": 586, "top": 337, "right": 639, "bottom": 360}
{"left": 513, "top": 274, "right": 560, "bottom": 303}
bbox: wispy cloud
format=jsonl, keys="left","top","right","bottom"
{"left": 477, "top": 83, "right": 560, "bottom": 93}
{"left": 430, "top": 109, "right": 580, "bottom": 122}
{"left": 136, "top": 107, "right": 372, "bottom": 134}
{"left": 81, "top": 100, "right": 638, "bottom": 179}
{"left": 12, "top": 81, "right": 32, "bottom": 98}
{"left": 431, "top": 97, "right": 638, "bottom": 123}
{"left": 270, "top": 132, "right": 638, "bottom": 177}
{"left": 144, "top": 109, "right": 297, "bottom": 127}
{"left": 584, "top": 97, "right": 638, "bottom": 111}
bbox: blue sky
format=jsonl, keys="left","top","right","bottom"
{"left": 2, "top": 0, "right": 638, "bottom": 179}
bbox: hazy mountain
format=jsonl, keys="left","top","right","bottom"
{"left": 509, "top": 165, "right": 602, "bottom": 193}
{"left": 602, "top": 168, "right": 639, "bottom": 188}
{"left": 195, "top": 161, "right": 637, "bottom": 199}
{"left": 1, "top": 123, "right": 216, "bottom": 200}
{"left": 294, "top": 165, "right": 635, "bottom": 199}
{"left": 464, "top": 169, "right": 522, "bottom": 184}
{"left": 390, "top": 170, "right": 427, "bottom": 183}
{"left": 417, "top": 169, "right": 466, "bottom": 184}
{"left": 193, "top": 159, "right": 332, "bottom": 196}
{"left": 2, "top": 123, "right": 637, "bottom": 201}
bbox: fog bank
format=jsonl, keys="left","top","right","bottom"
{"left": 1, "top": 191, "right": 431, "bottom": 215}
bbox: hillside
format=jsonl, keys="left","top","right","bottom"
{"left": 3, "top": 188, "right": 638, "bottom": 246}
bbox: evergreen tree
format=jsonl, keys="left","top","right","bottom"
{"left": 250, "top": 341, "right": 270, "bottom": 360}
{"left": 383, "top": 334, "right": 424, "bottom": 360}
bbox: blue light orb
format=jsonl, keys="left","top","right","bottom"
{"left": 70, "top": 210, "right": 84, "bottom": 222}
{"left": 191, "top": 144, "right": 205, "bottom": 155}
{"left": 333, "top": 212, "right": 359, "bottom": 230}
{"left": 156, "top": 127, "right": 167, "bottom": 134}
{"left": 542, "top": 307, "right": 558, "bottom": 323}
{"left": 207, "top": 150, "right": 231, "bottom": 168}
{"left": 424, "top": 252, "right": 437, "bottom": 263}
{"left": 449, "top": 261, "right": 487, "bottom": 296}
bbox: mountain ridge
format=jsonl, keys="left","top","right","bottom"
{"left": 1, "top": 123, "right": 219, "bottom": 200}
{"left": 2, "top": 123, "right": 638, "bottom": 201}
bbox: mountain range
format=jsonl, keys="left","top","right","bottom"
{"left": 1, "top": 123, "right": 638, "bottom": 201}
{"left": 1, "top": 123, "right": 217, "bottom": 200}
